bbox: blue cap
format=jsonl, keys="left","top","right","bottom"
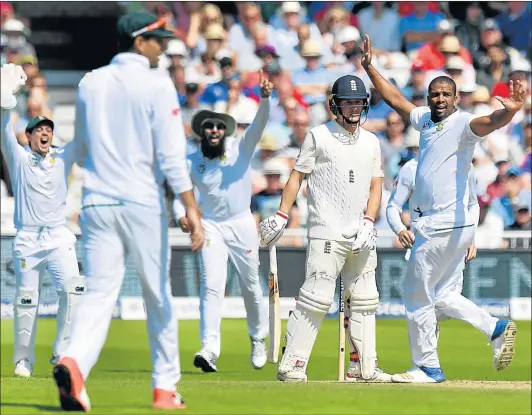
{"left": 506, "top": 166, "right": 522, "bottom": 177}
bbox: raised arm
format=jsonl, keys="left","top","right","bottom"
{"left": 239, "top": 70, "right": 273, "bottom": 157}
{"left": 361, "top": 35, "right": 416, "bottom": 121}
{"left": 469, "top": 80, "right": 526, "bottom": 138}
{"left": 386, "top": 169, "right": 414, "bottom": 235}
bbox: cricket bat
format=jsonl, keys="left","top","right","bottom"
{"left": 338, "top": 278, "right": 346, "bottom": 382}
{"left": 268, "top": 245, "right": 281, "bottom": 363}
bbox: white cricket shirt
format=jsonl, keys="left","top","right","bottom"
{"left": 173, "top": 99, "right": 270, "bottom": 221}
{"left": 1, "top": 110, "right": 81, "bottom": 230}
{"left": 409, "top": 106, "right": 482, "bottom": 229}
{"left": 294, "top": 120, "right": 383, "bottom": 241}
{"left": 74, "top": 53, "right": 192, "bottom": 213}
{"left": 386, "top": 157, "right": 479, "bottom": 235}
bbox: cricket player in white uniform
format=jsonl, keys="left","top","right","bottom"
{"left": 51, "top": 12, "right": 204, "bottom": 411}
{"left": 386, "top": 136, "right": 491, "bottom": 335}
{"left": 260, "top": 75, "right": 392, "bottom": 383}
{"left": 361, "top": 35, "right": 523, "bottom": 383}
{"left": 1, "top": 64, "right": 85, "bottom": 378}
{"left": 173, "top": 71, "right": 273, "bottom": 373}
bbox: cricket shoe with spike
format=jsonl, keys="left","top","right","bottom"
{"left": 346, "top": 362, "right": 392, "bottom": 383}
{"left": 14, "top": 359, "right": 32, "bottom": 377}
{"left": 153, "top": 389, "right": 186, "bottom": 410}
{"left": 491, "top": 320, "right": 517, "bottom": 371}
{"left": 193, "top": 349, "right": 217, "bottom": 373}
{"left": 53, "top": 357, "right": 91, "bottom": 412}
{"left": 391, "top": 366, "right": 446, "bottom": 383}
{"left": 250, "top": 338, "right": 267, "bottom": 370}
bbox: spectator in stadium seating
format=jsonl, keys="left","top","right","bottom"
{"left": 273, "top": 2, "right": 322, "bottom": 47}
{"left": 380, "top": 112, "right": 406, "bottom": 179}
{"left": 236, "top": 22, "right": 270, "bottom": 72}
{"left": 169, "top": 64, "right": 186, "bottom": 104}
{"left": 399, "top": 1, "right": 445, "bottom": 53}
{"left": 204, "top": 23, "right": 235, "bottom": 64}
{"left": 291, "top": 40, "right": 332, "bottom": 109}
{"left": 471, "top": 85, "right": 492, "bottom": 116}
{"left": 490, "top": 60, "right": 531, "bottom": 105}
{"left": 364, "top": 83, "right": 394, "bottom": 135}
{"left": 181, "top": 82, "right": 210, "bottom": 139}
{"left": 1, "top": 18, "right": 36, "bottom": 58}
{"left": 455, "top": 2, "right": 484, "bottom": 53}
{"left": 415, "top": 21, "right": 473, "bottom": 71}
{"left": 214, "top": 74, "right": 259, "bottom": 121}
{"left": 198, "top": 56, "right": 237, "bottom": 105}
{"left": 475, "top": 193, "right": 505, "bottom": 249}
{"left": 165, "top": 39, "right": 188, "bottom": 68}
{"left": 330, "top": 25, "right": 361, "bottom": 72}
{"left": 228, "top": 3, "right": 276, "bottom": 63}
{"left": 495, "top": 2, "right": 531, "bottom": 55}
{"left": 487, "top": 159, "right": 512, "bottom": 199}
{"left": 186, "top": 3, "right": 224, "bottom": 58}
{"left": 280, "top": 110, "right": 309, "bottom": 160}
{"left": 510, "top": 96, "right": 532, "bottom": 148}
{"left": 472, "top": 18, "right": 516, "bottom": 71}
{"left": 401, "top": 60, "right": 427, "bottom": 101}
{"left": 357, "top": 2, "right": 401, "bottom": 53}
{"left": 509, "top": 193, "right": 531, "bottom": 231}
{"left": 311, "top": 1, "right": 358, "bottom": 30}
{"left": 491, "top": 166, "right": 531, "bottom": 229}
{"left": 457, "top": 83, "right": 477, "bottom": 114}
{"left": 475, "top": 45, "right": 511, "bottom": 92}
{"left": 251, "top": 157, "right": 299, "bottom": 229}
{"left": 186, "top": 51, "right": 221, "bottom": 85}
{"left": 251, "top": 133, "right": 282, "bottom": 171}
{"left": 318, "top": 7, "right": 351, "bottom": 50}
{"left": 519, "top": 115, "right": 531, "bottom": 189}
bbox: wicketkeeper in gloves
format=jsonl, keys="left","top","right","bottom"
{"left": 1, "top": 63, "right": 85, "bottom": 377}
{"left": 174, "top": 70, "right": 273, "bottom": 373}
{"left": 260, "top": 74, "right": 392, "bottom": 383}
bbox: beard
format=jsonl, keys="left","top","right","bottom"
{"left": 201, "top": 135, "right": 226, "bottom": 159}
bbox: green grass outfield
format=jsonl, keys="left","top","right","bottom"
{"left": 1, "top": 318, "right": 530, "bottom": 414}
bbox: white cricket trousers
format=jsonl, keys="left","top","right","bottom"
{"left": 403, "top": 223, "right": 498, "bottom": 369}
{"left": 63, "top": 203, "right": 180, "bottom": 391}
{"left": 13, "top": 227, "right": 80, "bottom": 365}
{"left": 199, "top": 212, "right": 267, "bottom": 358}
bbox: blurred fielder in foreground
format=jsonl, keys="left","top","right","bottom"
{"left": 260, "top": 74, "right": 392, "bottom": 383}
{"left": 1, "top": 63, "right": 85, "bottom": 378}
{"left": 173, "top": 71, "right": 273, "bottom": 373}
{"left": 52, "top": 11, "right": 204, "bottom": 411}
{"left": 386, "top": 134, "right": 487, "bottom": 336}
{"left": 362, "top": 34, "right": 522, "bottom": 383}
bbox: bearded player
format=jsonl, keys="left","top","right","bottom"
{"left": 1, "top": 63, "right": 85, "bottom": 377}
{"left": 260, "top": 74, "right": 392, "bottom": 382}
{"left": 174, "top": 70, "right": 273, "bottom": 372}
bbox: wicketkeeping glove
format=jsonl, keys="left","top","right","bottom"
{"left": 259, "top": 210, "right": 288, "bottom": 247}
{"left": 342, "top": 216, "right": 377, "bottom": 254}
{"left": 1, "top": 64, "right": 27, "bottom": 109}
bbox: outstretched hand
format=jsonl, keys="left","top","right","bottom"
{"left": 360, "top": 35, "right": 372, "bottom": 69}
{"left": 259, "top": 69, "right": 274, "bottom": 98}
{"left": 494, "top": 80, "right": 526, "bottom": 113}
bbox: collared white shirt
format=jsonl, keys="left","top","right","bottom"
{"left": 74, "top": 53, "right": 192, "bottom": 213}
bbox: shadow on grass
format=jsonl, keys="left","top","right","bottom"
{"left": 1, "top": 402, "right": 60, "bottom": 412}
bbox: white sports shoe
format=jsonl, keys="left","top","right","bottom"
{"left": 346, "top": 362, "right": 392, "bottom": 383}
{"left": 193, "top": 349, "right": 218, "bottom": 373}
{"left": 491, "top": 320, "right": 517, "bottom": 371}
{"left": 277, "top": 370, "right": 308, "bottom": 382}
{"left": 14, "top": 359, "right": 33, "bottom": 377}
{"left": 391, "top": 366, "right": 446, "bottom": 383}
{"left": 250, "top": 338, "right": 267, "bottom": 370}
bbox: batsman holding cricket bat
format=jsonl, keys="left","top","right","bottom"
{"left": 260, "top": 75, "right": 391, "bottom": 383}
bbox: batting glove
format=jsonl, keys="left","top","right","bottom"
{"left": 1, "top": 64, "right": 27, "bottom": 109}
{"left": 342, "top": 216, "right": 377, "bottom": 254}
{"left": 260, "top": 210, "right": 288, "bottom": 247}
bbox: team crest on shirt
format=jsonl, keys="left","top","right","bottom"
{"left": 20, "top": 259, "right": 27, "bottom": 269}
{"left": 197, "top": 162, "right": 205, "bottom": 174}
{"left": 436, "top": 121, "right": 446, "bottom": 131}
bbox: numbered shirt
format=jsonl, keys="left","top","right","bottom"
{"left": 409, "top": 106, "right": 481, "bottom": 227}
{"left": 295, "top": 120, "right": 383, "bottom": 241}
{"left": 1, "top": 110, "right": 81, "bottom": 229}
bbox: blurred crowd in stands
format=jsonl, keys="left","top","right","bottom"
{"left": 1, "top": 1, "right": 531, "bottom": 248}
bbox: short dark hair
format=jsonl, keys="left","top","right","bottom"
{"left": 117, "top": 34, "right": 135, "bottom": 53}
{"left": 428, "top": 76, "right": 457, "bottom": 96}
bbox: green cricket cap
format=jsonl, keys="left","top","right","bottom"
{"left": 25, "top": 116, "right": 54, "bottom": 133}
{"left": 117, "top": 11, "right": 175, "bottom": 40}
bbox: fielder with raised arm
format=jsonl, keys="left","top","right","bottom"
{"left": 386, "top": 136, "right": 489, "bottom": 336}
{"left": 173, "top": 71, "right": 273, "bottom": 373}
{"left": 361, "top": 35, "right": 522, "bottom": 383}
{"left": 51, "top": 12, "right": 204, "bottom": 411}
{"left": 260, "top": 75, "right": 392, "bottom": 383}
{"left": 1, "top": 64, "right": 85, "bottom": 378}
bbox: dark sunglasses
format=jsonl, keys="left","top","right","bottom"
{"left": 203, "top": 122, "right": 226, "bottom": 130}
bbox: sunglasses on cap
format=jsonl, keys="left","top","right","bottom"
{"left": 203, "top": 121, "right": 226, "bottom": 130}
{"left": 131, "top": 17, "right": 168, "bottom": 38}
